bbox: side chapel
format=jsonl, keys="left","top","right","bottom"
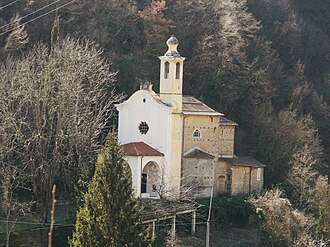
{"left": 116, "top": 36, "right": 265, "bottom": 199}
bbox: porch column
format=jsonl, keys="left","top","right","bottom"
{"left": 191, "top": 210, "right": 196, "bottom": 235}
{"left": 152, "top": 220, "right": 156, "bottom": 239}
{"left": 172, "top": 215, "right": 176, "bottom": 233}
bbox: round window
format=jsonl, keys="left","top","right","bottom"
{"left": 139, "top": 122, "right": 149, "bottom": 135}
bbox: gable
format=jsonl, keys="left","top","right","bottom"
{"left": 116, "top": 90, "right": 172, "bottom": 112}
{"left": 116, "top": 89, "right": 172, "bottom": 154}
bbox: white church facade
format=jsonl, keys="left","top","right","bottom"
{"left": 116, "top": 36, "right": 265, "bottom": 199}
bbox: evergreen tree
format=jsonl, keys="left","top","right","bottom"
{"left": 70, "top": 132, "right": 151, "bottom": 247}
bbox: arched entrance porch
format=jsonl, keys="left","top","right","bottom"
{"left": 141, "top": 161, "right": 161, "bottom": 195}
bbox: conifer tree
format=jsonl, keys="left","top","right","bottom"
{"left": 70, "top": 132, "right": 151, "bottom": 247}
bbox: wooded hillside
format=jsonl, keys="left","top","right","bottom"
{"left": 0, "top": 0, "right": 329, "bottom": 186}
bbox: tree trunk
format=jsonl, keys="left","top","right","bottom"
{"left": 41, "top": 190, "right": 50, "bottom": 223}
{"left": 42, "top": 206, "right": 49, "bottom": 223}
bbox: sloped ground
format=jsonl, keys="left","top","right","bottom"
{"left": 177, "top": 225, "right": 261, "bottom": 247}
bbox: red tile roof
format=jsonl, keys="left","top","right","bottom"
{"left": 220, "top": 156, "right": 266, "bottom": 168}
{"left": 122, "top": 142, "right": 164, "bottom": 156}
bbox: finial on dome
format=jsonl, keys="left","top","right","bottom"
{"left": 165, "top": 35, "right": 180, "bottom": 57}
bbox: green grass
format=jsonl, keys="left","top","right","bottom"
{"left": 177, "top": 225, "right": 261, "bottom": 247}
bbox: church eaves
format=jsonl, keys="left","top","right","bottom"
{"left": 219, "top": 116, "right": 238, "bottom": 126}
{"left": 182, "top": 96, "right": 223, "bottom": 116}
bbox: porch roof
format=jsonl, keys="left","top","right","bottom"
{"left": 122, "top": 142, "right": 164, "bottom": 156}
{"left": 184, "top": 147, "right": 215, "bottom": 159}
{"left": 219, "top": 156, "right": 266, "bottom": 168}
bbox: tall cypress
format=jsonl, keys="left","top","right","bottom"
{"left": 70, "top": 132, "right": 151, "bottom": 247}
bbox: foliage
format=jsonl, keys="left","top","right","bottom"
{"left": 314, "top": 177, "right": 330, "bottom": 235}
{"left": 287, "top": 145, "right": 330, "bottom": 235}
{"left": 3, "top": 13, "right": 29, "bottom": 53}
{"left": 0, "top": 37, "right": 121, "bottom": 222}
{"left": 287, "top": 145, "right": 320, "bottom": 210}
{"left": 249, "top": 189, "right": 326, "bottom": 247}
{"left": 0, "top": 0, "right": 329, "bottom": 243}
{"left": 253, "top": 107, "right": 322, "bottom": 185}
{"left": 292, "top": 235, "right": 329, "bottom": 247}
{"left": 165, "top": 229, "right": 179, "bottom": 247}
{"left": 0, "top": 165, "right": 31, "bottom": 247}
{"left": 70, "top": 132, "right": 151, "bottom": 247}
{"left": 0, "top": 0, "right": 329, "bottom": 180}
{"left": 199, "top": 195, "right": 253, "bottom": 226}
{"left": 247, "top": 0, "right": 330, "bottom": 167}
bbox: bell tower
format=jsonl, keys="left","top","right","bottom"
{"left": 159, "top": 36, "right": 185, "bottom": 113}
{"left": 159, "top": 36, "right": 185, "bottom": 198}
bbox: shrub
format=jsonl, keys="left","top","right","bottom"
{"left": 198, "top": 195, "right": 253, "bottom": 226}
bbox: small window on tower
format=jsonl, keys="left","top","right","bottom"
{"left": 175, "top": 62, "right": 180, "bottom": 79}
{"left": 164, "top": 62, "right": 169, "bottom": 79}
{"left": 193, "top": 129, "right": 201, "bottom": 139}
{"left": 139, "top": 122, "right": 149, "bottom": 135}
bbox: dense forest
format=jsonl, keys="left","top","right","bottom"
{"left": 0, "top": 0, "right": 329, "bottom": 196}
{"left": 1, "top": 0, "right": 329, "bottom": 183}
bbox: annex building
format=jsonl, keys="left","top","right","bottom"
{"left": 116, "top": 36, "right": 265, "bottom": 199}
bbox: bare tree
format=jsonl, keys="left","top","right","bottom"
{"left": 292, "top": 234, "right": 329, "bottom": 247}
{"left": 0, "top": 37, "right": 122, "bottom": 223}
{"left": 0, "top": 165, "right": 31, "bottom": 247}
{"left": 249, "top": 189, "right": 321, "bottom": 246}
{"left": 4, "top": 13, "right": 29, "bottom": 53}
{"left": 313, "top": 176, "right": 330, "bottom": 234}
{"left": 288, "top": 145, "right": 319, "bottom": 210}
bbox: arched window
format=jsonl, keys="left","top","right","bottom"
{"left": 164, "top": 62, "right": 169, "bottom": 79}
{"left": 193, "top": 129, "right": 201, "bottom": 139}
{"left": 175, "top": 62, "right": 180, "bottom": 79}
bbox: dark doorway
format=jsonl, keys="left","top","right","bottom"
{"left": 141, "top": 173, "right": 147, "bottom": 193}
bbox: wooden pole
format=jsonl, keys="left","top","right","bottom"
{"left": 206, "top": 185, "right": 214, "bottom": 247}
{"left": 152, "top": 220, "right": 156, "bottom": 239}
{"left": 172, "top": 215, "right": 176, "bottom": 233}
{"left": 48, "top": 185, "right": 56, "bottom": 247}
{"left": 191, "top": 210, "right": 196, "bottom": 235}
{"left": 206, "top": 221, "right": 210, "bottom": 247}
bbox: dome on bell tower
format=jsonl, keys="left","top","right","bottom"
{"left": 165, "top": 35, "right": 180, "bottom": 57}
{"left": 166, "top": 35, "right": 179, "bottom": 45}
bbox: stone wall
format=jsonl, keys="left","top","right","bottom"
{"left": 218, "top": 126, "right": 235, "bottom": 156}
{"left": 231, "top": 166, "right": 264, "bottom": 195}
{"left": 181, "top": 157, "right": 214, "bottom": 198}
{"left": 250, "top": 167, "right": 264, "bottom": 192}
{"left": 231, "top": 166, "right": 250, "bottom": 195}
{"left": 183, "top": 115, "right": 235, "bottom": 157}
{"left": 214, "top": 160, "right": 229, "bottom": 195}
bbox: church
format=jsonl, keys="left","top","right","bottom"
{"left": 115, "top": 36, "right": 265, "bottom": 199}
